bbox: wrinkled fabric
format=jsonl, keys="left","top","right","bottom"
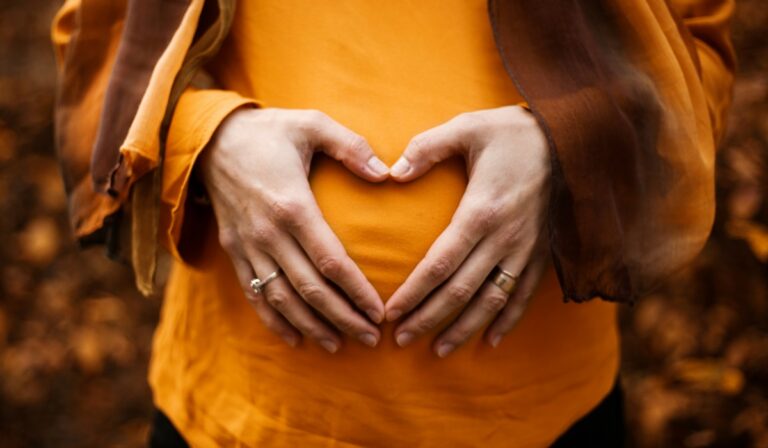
{"left": 53, "top": 0, "right": 733, "bottom": 303}
{"left": 52, "top": 0, "right": 733, "bottom": 445}
{"left": 53, "top": 0, "right": 233, "bottom": 293}
{"left": 152, "top": 3, "right": 620, "bottom": 446}
{"left": 91, "top": 0, "right": 191, "bottom": 196}
{"left": 51, "top": 0, "right": 733, "bottom": 445}
{"left": 53, "top": 0, "right": 201, "bottom": 237}
{"left": 488, "top": 0, "right": 734, "bottom": 302}
{"left": 52, "top": 0, "right": 127, "bottom": 247}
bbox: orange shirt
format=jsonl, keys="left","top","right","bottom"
{"left": 152, "top": 1, "right": 619, "bottom": 446}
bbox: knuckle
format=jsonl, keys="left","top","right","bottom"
{"left": 455, "top": 229, "right": 476, "bottom": 248}
{"left": 269, "top": 196, "right": 305, "bottom": 225}
{"left": 408, "top": 134, "right": 426, "bottom": 153}
{"left": 449, "top": 326, "right": 471, "bottom": 343}
{"left": 301, "top": 109, "right": 329, "bottom": 129}
{"left": 346, "top": 283, "right": 370, "bottom": 305}
{"left": 415, "top": 315, "right": 437, "bottom": 333}
{"left": 521, "top": 292, "right": 535, "bottom": 305}
{"left": 455, "top": 111, "right": 488, "bottom": 136}
{"left": 316, "top": 254, "right": 344, "bottom": 280}
{"left": 243, "top": 289, "right": 262, "bottom": 305}
{"left": 344, "top": 133, "right": 369, "bottom": 155}
{"left": 469, "top": 203, "right": 501, "bottom": 233}
{"left": 426, "top": 256, "right": 454, "bottom": 282}
{"left": 406, "top": 134, "right": 432, "bottom": 161}
{"left": 333, "top": 317, "right": 357, "bottom": 334}
{"left": 398, "top": 295, "right": 419, "bottom": 311}
{"left": 251, "top": 223, "right": 277, "bottom": 246}
{"left": 218, "top": 230, "right": 238, "bottom": 253}
{"left": 498, "top": 219, "right": 527, "bottom": 248}
{"left": 445, "top": 283, "right": 474, "bottom": 307}
{"left": 257, "top": 313, "right": 276, "bottom": 329}
{"left": 265, "top": 290, "right": 289, "bottom": 310}
{"left": 453, "top": 111, "right": 475, "bottom": 126}
{"left": 482, "top": 293, "right": 509, "bottom": 313}
{"left": 296, "top": 281, "right": 326, "bottom": 305}
{"left": 304, "top": 326, "right": 325, "bottom": 340}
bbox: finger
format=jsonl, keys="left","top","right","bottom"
{"left": 432, "top": 233, "right": 540, "bottom": 357}
{"left": 273, "top": 195, "right": 384, "bottom": 324}
{"left": 385, "top": 201, "right": 485, "bottom": 321}
{"left": 484, "top": 249, "right": 549, "bottom": 348}
{"left": 229, "top": 255, "right": 301, "bottom": 348}
{"left": 264, "top": 232, "right": 381, "bottom": 347}
{"left": 304, "top": 110, "right": 389, "bottom": 182}
{"left": 390, "top": 114, "right": 470, "bottom": 182}
{"left": 431, "top": 248, "right": 532, "bottom": 357}
{"left": 247, "top": 250, "right": 343, "bottom": 353}
{"left": 393, "top": 237, "right": 501, "bottom": 347}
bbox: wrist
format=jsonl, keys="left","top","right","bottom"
{"left": 195, "top": 104, "right": 256, "bottom": 188}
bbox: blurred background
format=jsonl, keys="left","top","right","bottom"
{"left": 0, "top": 1, "right": 766, "bottom": 447}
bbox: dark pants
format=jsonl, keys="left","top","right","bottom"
{"left": 550, "top": 379, "right": 626, "bottom": 447}
{"left": 148, "top": 380, "right": 625, "bottom": 447}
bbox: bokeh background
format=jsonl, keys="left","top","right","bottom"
{"left": 1, "top": 1, "right": 766, "bottom": 447}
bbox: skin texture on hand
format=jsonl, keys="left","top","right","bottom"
{"left": 199, "top": 104, "right": 550, "bottom": 358}
{"left": 198, "top": 107, "right": 390, "bottom": 353}
{"left": 384, "top": 105, "right": 552, "bottom": 357}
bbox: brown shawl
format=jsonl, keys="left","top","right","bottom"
{"left": 53, "top": 0, "right": 734, "bottom": 300}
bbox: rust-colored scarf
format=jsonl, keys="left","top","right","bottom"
{"left": 53, "top": 0, "right": 734, "bottom": 301}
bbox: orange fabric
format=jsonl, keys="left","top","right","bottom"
{"left": 158, "top": 88, "right": 260, "bottom": 261}
{"left": 51, "top": 0, "right": 209, "bottom": 240}
{"left": 50, "top": 0, "right": 734, "bottom": 297}
{"left": 51, "top": 0, "right": 126, "bottom": 238}
{"left": 152, "top": 2, "right": 619, "bottom": 447}
{"left": 109, "top": 0, "right": 207, "bottom": 196}
{"left": 49, "top": 0, "right": 733, "bottom": 446}
{"left": 673, "top": 0, "right": 736, "bottom": 142}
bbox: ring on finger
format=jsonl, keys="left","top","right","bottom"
{"left": 250, "top": 269, "right": 282, "bottom": 295}
{"left": 489, "top": 266, "right": 519, "bottom": 295}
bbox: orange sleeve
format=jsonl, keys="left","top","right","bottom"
{"left": 673, "top": 0, "right": 736, "bottom": 143}
{"left": 160, "top": 88, "right": 260, "bottom": 263}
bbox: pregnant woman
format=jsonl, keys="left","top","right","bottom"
{"left": 52, "top": 0, "right": 734, "bottom": 446}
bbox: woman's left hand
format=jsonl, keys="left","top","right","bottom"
{"left": 384, "top": 105, "right": 552, "bottom": 357}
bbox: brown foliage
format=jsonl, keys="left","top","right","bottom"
{"left": 619, "top": 4, "right": 768, "bottom": 446}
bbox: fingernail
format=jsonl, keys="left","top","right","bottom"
{"left": 436, "top": 342, "right": 455, "bottom": 358}
{"left": 366, "top": 156, "right": 390, "bottom": 176}
{"left": 490, "top": 334, "right": 502, "bottom": 348}
{"left": 367, "top": 308, "right": 383, "bottom": 324}
{"left": 396, "top": 331, "right": 414, "bottom": 347}
{"left": 390, "top": 157, "right": 411, "bottom": 177}
{"left": 386, "top": 309, "right": 402, "bottom": 322}
{"left": 319, "top": 339, "right": 338, "bottom": 353}
{"left": 358, "top": 332, "right": 378, "bottom": 347}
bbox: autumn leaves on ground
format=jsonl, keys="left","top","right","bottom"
{"left": 1, "top": 1, "right": 766, "bottom": 447}
{"left": 618, "top": 3, "right": 768, "bottom": 446}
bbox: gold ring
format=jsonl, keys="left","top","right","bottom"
{"left": 490, "top": 267, "right": 519, "bottom": 295}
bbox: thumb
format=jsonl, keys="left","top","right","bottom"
{"left": 391, "top": 119, "right": 466, "bottom": 182}
{"left": 308, "top": 112, "right": 389, "bottom": 182}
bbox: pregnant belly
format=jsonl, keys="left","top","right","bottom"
{"left": 310, "top": 154, "right": 468, "bottom": 301}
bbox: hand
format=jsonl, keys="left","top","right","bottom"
{"left": 199, "top": 107, "right": 390, "bottom": 353}
{"left": 384, "top": 105, "right": 551, "bottom": 357}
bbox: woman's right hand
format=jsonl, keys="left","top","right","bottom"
{"left": 198, "top": 107, "right": 390, "bottom": 353}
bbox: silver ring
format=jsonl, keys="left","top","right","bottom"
{"left": 250, "top": 269, "right": 282, "bottom": 295}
